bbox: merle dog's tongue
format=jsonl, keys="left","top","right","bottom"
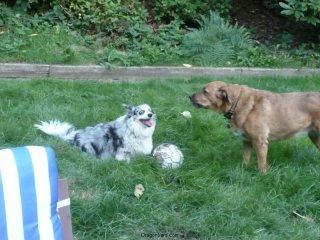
{"left": 142, "top": 119, "right": 153, "bottom": 127}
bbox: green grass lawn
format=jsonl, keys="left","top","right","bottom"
{"left": 1, "top": 76, "right": 320, "bottom": 239}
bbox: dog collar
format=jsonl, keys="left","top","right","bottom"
{"left": 224, "top": 90, "right": 242, "bottom": 120}
{"left": 224, "top": 111, "right": 233, "bottom": 119}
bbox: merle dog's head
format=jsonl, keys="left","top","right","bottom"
{"left": 123, "top": 104, "right": 156, "bottom": 127}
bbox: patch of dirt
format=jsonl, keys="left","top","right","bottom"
{"left": 231, "top": 0, "right": 320, "bottom": 46}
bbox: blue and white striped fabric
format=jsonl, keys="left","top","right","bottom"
{"left": 0, "top": 146, "right": 63, "bottom": 240}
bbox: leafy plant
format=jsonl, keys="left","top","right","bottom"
{"left": 153, "top": 0, "right": 232, "bottom": 24}
{"left": 279, "top": 0, "right": 320, "bottom": 26}
{"left": 236, "top": 46, "right": 282, "bottom": 67}
{"left": 12, "top": 0, "right": 51, "bottom": 12}
{"left": 100, "top": 49, "right": 129, "bottom": 68}
{"left": 290, "top": 43, "right": 320, "bottom": 67}
{"left": 65, "top": 0, "right": 147, "bottom": 36}
{"left": 154, "top": 20, "right": 185, "bottom": 50}
{"left": 277, "top": 32, "right": 294, "bottom": 48}
{"left": 181, "top": 11, "right": 253, "bottom": 66}
{"left": 0, "top": 34, "right": 26, "bottom": 53}
{"left": 98, "top": 20, "right": 185, "bottom": 66}
{"left": 126, "top": 20, "right": 185, "bottom": 52}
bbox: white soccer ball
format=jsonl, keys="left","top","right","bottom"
{"left": 152, "top": 143, "right": 184, "bottom": 169}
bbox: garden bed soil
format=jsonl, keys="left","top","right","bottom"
{"left": 231, "top": 0, "right": 319, "bottom": 46}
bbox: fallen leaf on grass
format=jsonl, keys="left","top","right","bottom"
{"left": 134, "top": 184, "right": 145, "bottom": 199}
{"left": 181, "top": 111, "right": 192, "bottom": 118}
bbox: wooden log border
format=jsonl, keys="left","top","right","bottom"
{"left": 0, "top": 63, "right": 319, "bottom": 81}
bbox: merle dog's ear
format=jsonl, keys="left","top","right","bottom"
{"left": 122, "top": 104, "right": 135, "bottom": 116}
{"left": 122, "top": 104, "right": 131, "bottom": 110}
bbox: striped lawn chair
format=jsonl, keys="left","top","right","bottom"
{"left": 0, "top": 146, "right": 73, "bottom": 240}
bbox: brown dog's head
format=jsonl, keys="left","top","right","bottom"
{"left": 189, "top": 81, "right": 239, "bottom": 113}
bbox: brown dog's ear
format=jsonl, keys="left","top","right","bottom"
{"left": 216, "top": 87, "right": 230, "bottom": 103}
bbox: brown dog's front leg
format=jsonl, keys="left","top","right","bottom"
{"left": 243, "top": 140, "right": 252, "bottom": 167}
{"left": 252, "top": 139, "right": 269, "bottom": 173}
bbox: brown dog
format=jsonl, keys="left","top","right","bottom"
{"left": 190, "top": 81, "right": 320, "bottom": 173}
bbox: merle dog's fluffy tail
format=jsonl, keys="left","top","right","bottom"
{"left": 34, "top": 120, "right": 77, "bottom": 142}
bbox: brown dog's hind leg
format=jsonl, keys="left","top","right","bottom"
{"left": 252, "top": 139, "right": 269, "bottom": 173}
{"left": 243, "top": 140, "right": 252, "bottom": 167}
{"left": 308, "top": 124, "right": 320, "bottom": 149}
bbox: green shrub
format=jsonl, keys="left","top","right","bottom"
{"left": 99, "top": 20, "right": 185, "bottom": 66}
{"left": 0, "top": 1, "right": 66, "bottom": 30}
{"left": 11, "top": 0, "right": 51, "bottom": 12}
{"left": 0, "top": 3, "right": 31, "bottom": 29}
{"left": 66, "top": 0, "right": 147, "bottom": 36}
{"left": 126, "top": 20, "right": 185, "bottom": 51}
{"left": 153, "top": 0, "right": 232, "bottom": 24}
{"left": 236, "top": 46, "right": 283, "bottom": 67}
{"left": 181, "top": 11, "right": 253, "bottom": 66}
{"left": 279, "top": 0, "right": 320, "bottom": 26}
